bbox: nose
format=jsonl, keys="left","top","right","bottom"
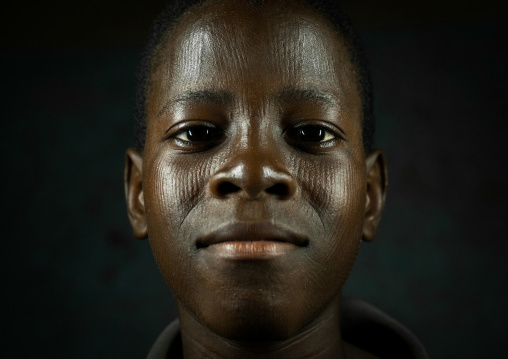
{"left": 208, "top": 151, "right": 297, "bottom": 200}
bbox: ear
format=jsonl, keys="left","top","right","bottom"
{"left": 362, "top": 150, "right": 388, "bottom": 242}
{"left": 124, "top": 148, "right": 148, "bottom": 239}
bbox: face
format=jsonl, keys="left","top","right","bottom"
{"left": 125, "top": 0, "right": 386, "bottom": 341}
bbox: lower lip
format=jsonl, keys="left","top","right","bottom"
{"left": 205, "top": 241, "right": 297, "bottom": 259}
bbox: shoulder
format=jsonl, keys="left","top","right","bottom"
{"left": 146, "top": 320, "right": 182, "bottom": 359}
{"left": 341, "top": 296, "right": 429, "bottom": 359}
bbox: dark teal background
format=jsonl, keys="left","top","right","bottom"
{"left": 2, "top": 2, "right": 507, "bottom": 358}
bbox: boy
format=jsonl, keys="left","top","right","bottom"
{"left": 125, "top": 0, "right": 428, "bottom": 357}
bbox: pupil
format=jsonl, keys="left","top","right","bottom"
{"left": 188, "top": 127, "right": 210, "bottom": 141}
{"left": 300, "top": 127, "right": 324, "bottom": 141}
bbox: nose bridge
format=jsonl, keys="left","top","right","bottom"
{"left": 230, "top": 113, "right": 280, "bottom": 181}
{"left": 237, "top": 133, "right": 275, "bottom": 180}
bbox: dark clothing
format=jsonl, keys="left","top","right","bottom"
{"left": 147, "top": 297, "right": 429, "bottom": 359}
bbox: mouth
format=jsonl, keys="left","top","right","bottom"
{"left": 196, "top": 221, "right": 309, "bottom": 259}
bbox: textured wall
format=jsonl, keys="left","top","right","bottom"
{"left": 1, "top": 4, "right": 507, "bottom": 359}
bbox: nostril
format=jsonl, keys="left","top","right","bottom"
{"left": 265, "top": 183, "right": 291, "bottom": 198}
{"left": 217, "top": 181, "right": 241, "bottom": 196}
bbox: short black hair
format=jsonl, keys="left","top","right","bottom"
{"left": 135, "top": 0, "right": 375, "bottom": 153}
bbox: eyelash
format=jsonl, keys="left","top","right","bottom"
{"left": 284, "top": 124, "right": 337, "bottom": 143}
{"left": 173, "top": 126, "right": 223, "bottom": 142}
{"left": 168, "top": 124, "right": 225, "bottom": 152}
{"left": 282, "top": 122, "right": 343, "bottom": 153}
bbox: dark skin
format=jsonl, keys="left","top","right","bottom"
{"left": 125, "top": 1, "right": 387, "bottom": 358}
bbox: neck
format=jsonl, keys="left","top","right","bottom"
{"left": 177, "top": 297, "right": 348, "bottom": 359}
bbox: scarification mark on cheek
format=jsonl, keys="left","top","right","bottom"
{"left": 290, "top": 154, "right": 365, "bottom": 242}
{"left": 168, "top": 150, "right": 232, "bottom": 228}
{"left": 171, "top": 157, "right": 211, "bottom": 224}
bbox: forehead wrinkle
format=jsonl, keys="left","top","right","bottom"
{"left": 210, "top": 23, "right": 252, "bottom": 86}
{"left": 271, "top": 18, "right": 339, "bottom": 86}
{"left": 163, "top": 20, "right": 255, "bottom": 102}
{"left": 172, "top": 24, "right": 214, "bottom": 86}
{"left": 148, "top": 24, "right": 215, "bottom": 119}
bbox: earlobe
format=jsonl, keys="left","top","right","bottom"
{"left": 124, "top": 148, "right": 148, "bottom": 239}
{"left": 362, "top": 150, "right": 388, "bottom": 242}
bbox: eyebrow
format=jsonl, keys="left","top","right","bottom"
{"left": 276, "top": 87, "right": 340, "bottom": 107}
{"left": 157, "top": 87, "right": 340, "bottom": 117}
{"left": 157, "top": 89, "right": 234, "bottom": 117}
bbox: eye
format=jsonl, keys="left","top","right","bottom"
{"left": 167, "top": 123, "right": 225, "bottom": 152}
{"left": 285, "top": 124, "right": 337, "bottom": 143}
{"left": 173, "top": 125, "right": 223, "bottom": 143}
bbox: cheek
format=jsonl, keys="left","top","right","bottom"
{"left": 292, "top": 153, "right": 366, "bottom": 227}
{"left": 145, "top": 155, "right": 203, "bottom": 231}
{"left": 291, "top": 152, "right": 366, "bottom": 283}
{"left": 143, "top": 150, "right": 216, "bottom": 283}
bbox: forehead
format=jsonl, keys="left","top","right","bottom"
{"left": 148, "top": 0, "right": 360, "bottom": 117}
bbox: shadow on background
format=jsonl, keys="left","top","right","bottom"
{"left": 1, "top": 1, "right": 507, "bottom": 358}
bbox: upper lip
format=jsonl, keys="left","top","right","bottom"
{"left": 196, "top": 221, "right": 309, "bottom": 248}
